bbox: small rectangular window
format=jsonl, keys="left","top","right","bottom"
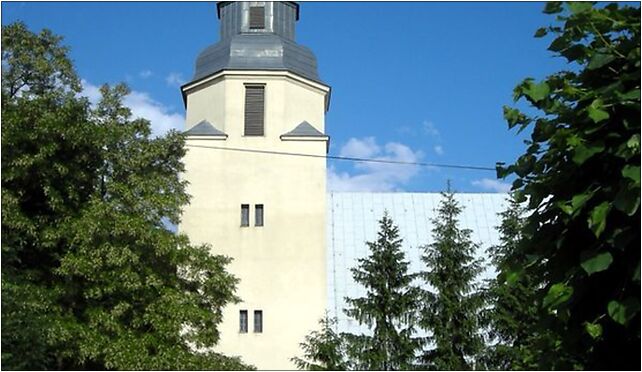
{"left": 249, "top": 6, "right": 265, "bottom": 30}
{"left": 254, "top": 310, "right": 263, "bottom": 333}
{"left": 244, "top": 85, "right": 264, "bottom": 136}
{"left": 241, "top": 204, "right": 249, "bottom": 227}
{"left": 255, "top": 204, "right": 264, "bottom": 226}
{"left": 240, "top": 310, "right": 248, "bottom": 333}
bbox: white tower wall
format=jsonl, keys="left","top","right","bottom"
{"left": 180, "top": 69, "right": 329, "bottom": 369}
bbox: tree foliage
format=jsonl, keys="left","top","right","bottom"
{"left": 1, "top": 22, "right": 252, "bottom": 370}
{"left": 342, "top": 212, "right": 422, "bottom": 370}
{"left": 480, "top": 195, "right": 571, "bottom": 369}
{"left": 291, "top": 314, "right": 348, "bottom": 371}
{"left": 497, "top": 2, "right": 640, "bottom": 369}
{"left": 419, "top": 187, "right": 484, "bottom": 370}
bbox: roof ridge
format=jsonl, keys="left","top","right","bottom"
{"left": 184, "top": 120, "right": 227, "bottom": 136}
{"left": 281, "top": 121, "right": 326, "bottom": 137}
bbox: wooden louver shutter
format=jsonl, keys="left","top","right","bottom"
{"left": 249, "top": 6, "right": 265, "bottom": 30}
{"left": 244, "top": 86, "right": 264, "bottom": 136}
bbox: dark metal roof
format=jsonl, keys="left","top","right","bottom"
{"left": 188, "top": 1, "right": 322, "bottom": 86}
{"left": 184, "top": 120, "right": 227, "bottom": 136}
{"left": 193, "top": 34, "right": 320, "bottom": 82}
{"left": 281, "top": 121, "right": 326, "bottom": 137}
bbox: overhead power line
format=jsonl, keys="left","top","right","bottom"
{"left": 185, "top": 144, "right": 498, "bottom": 172}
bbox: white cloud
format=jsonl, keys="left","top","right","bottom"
{"left": 340, "top": 137, "right": 379, "bottom": 158}
{"left": 80, "top": 79, "right": 102, "bottom": 105}
{"left": 165, "top": 72, "right": 186, "bottom": 87}
{"left": 139, "top": 70, "right": 153, "bottom": 79}
{"left": 81, "top": 79, "right": 183, "bottom": 137}
{"left": 434, "top": 145, "right": 444, "bottom": 156}
{"left": 422, "top": 120, "right": 440, "bottom": 138}
{"left": 328, "top": 137, "right": 424, "bottom": 192}
{"left": 124, "top": 91, "right": 184, "bottom": 136}
{"left": 471, "top": 178, "right": 511, "bottom": 193}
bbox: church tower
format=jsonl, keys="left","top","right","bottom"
{"left": 179, "top": 2, "right": 330, "bottom": 369}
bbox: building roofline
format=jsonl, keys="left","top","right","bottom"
{"left": 180, "top": 69, "right": 331, "bottom": 111}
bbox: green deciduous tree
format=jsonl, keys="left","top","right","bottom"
{"left": 291, "top": 314, "right": 348, "bottom": 371}
{"left": 1, "top": 22, "right": 252, "bottom": 370}
{"left": 419, "top": 187, "right": 484, "bottom": 370}
{"left": 342, "top": 212, "right": 422, "bottom": 370}
{"left": 497, "top": 2, "right": 640, "bottom": 369}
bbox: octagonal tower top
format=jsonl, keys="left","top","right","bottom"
{"left": 189, "top": 1, "right": 322, "bottom": 85}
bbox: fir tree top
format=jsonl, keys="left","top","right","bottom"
{"left": 343, "top": 211, "right": 422, "bottom": 370}
{"left": 419, "top": 188, "right": 484, "bottom": 370}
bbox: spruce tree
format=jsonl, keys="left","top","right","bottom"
{"left": 342, "top": 212, "right": 422, "bottom": 370}
{"left": 291, "top": 314, "right": 348, "bottom": 371}
{"left": 480, "top": 194, "right": 561, "bottom": 369}
{"left": 419, "top": 187, "right": 484, "bottom": 370}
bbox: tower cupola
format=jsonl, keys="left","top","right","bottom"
{"left": 190, "top": 1, "right": 321, "bottom": 84}
{"left": 217, "top": 1, "right": 299, "bottom": 40}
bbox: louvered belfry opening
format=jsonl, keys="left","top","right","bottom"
{"left": 244, "top": 85, "right": 265, "bottom": 136}
{"left": 249, "top": 6, "right": 265, "bottom": 30}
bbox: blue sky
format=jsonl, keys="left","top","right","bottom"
{"left": 3, "top": 1, "right": 573, "bottom": 193}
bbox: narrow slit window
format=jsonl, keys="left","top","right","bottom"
{"left": 241, "top": 204, "right": 249, "bottom": 227}
{"left": 249, "top": 6, "right": 265, "bottom": 30}
{"left": 244, "top": 85, "right": 264, "bottom": 136}
{"left": 255, "top": 204, "right": 264, "bottom": 226}
{"left": 254, "top": 310, "right": 263, "bottom": 333}
{"left": 240, "top": 310, "right": 248, "bottom": 333}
